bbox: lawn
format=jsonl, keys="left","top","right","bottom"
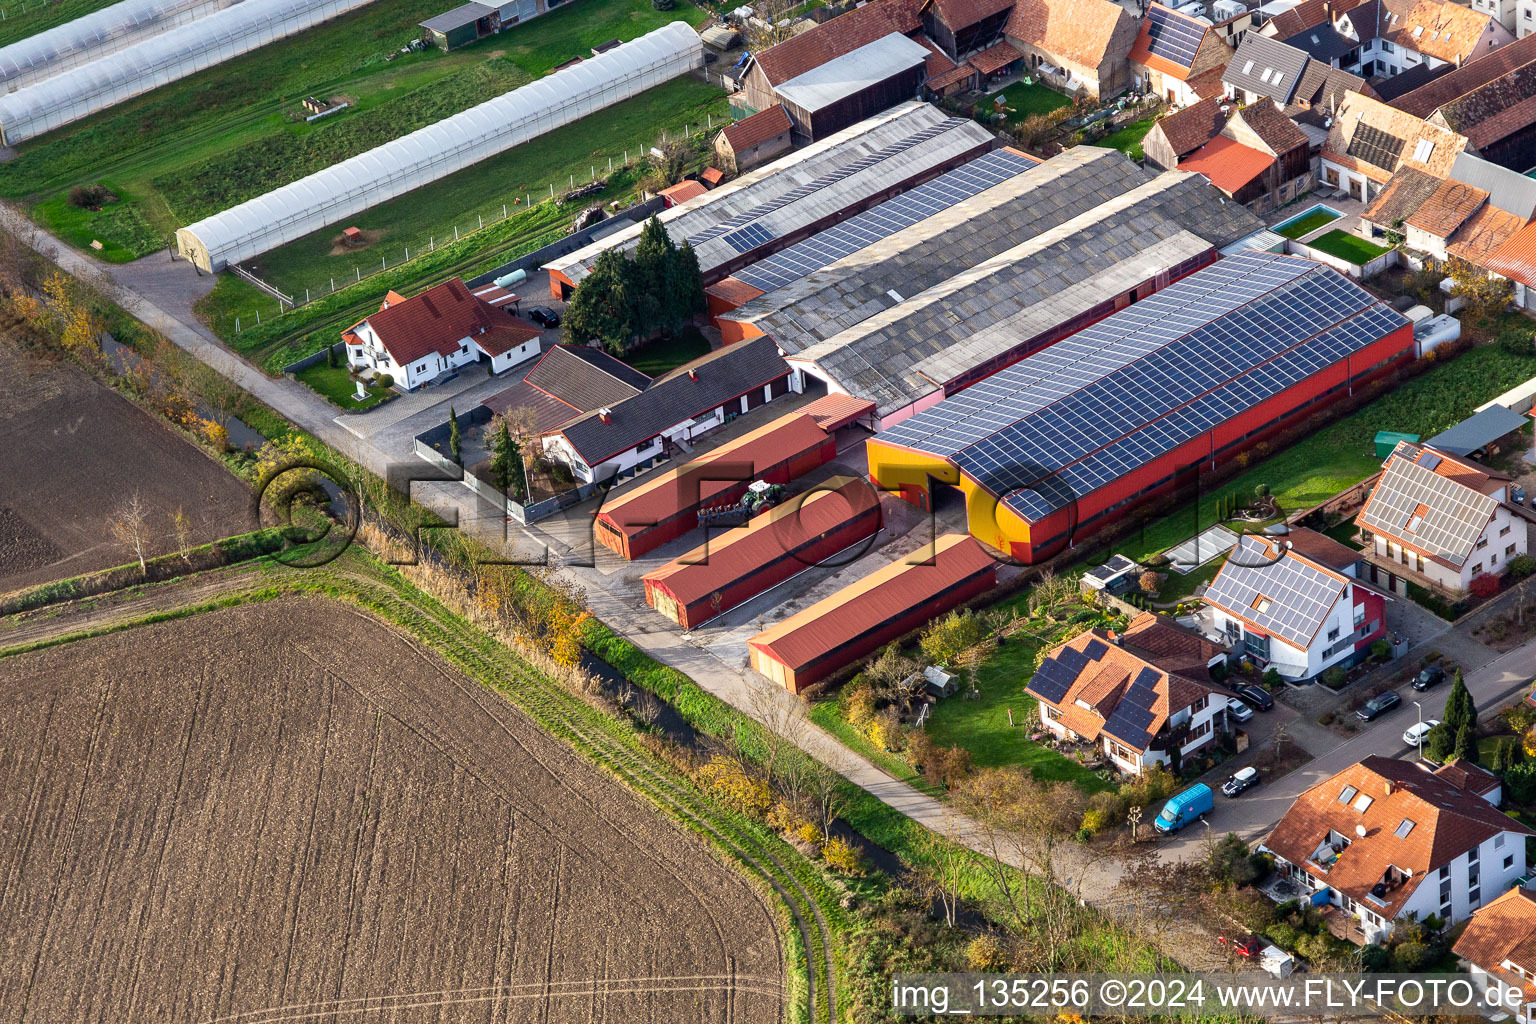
{"left": 1305, "top": 229, "right": 1393, "bottom": 265}
{"left": 1275, "top": 207, "right": 1341, "bottom": 240}
{"left": 248, "top": 76, "right": 726, "bottom": 297}
{"left": 293, "top": 361, "right": 392, "bottom": 410}
{"left": 1097, "top": 118, "right": 1156, "bottom": 162}
{"left": 987, "top": 80, "right": 1072, "bottom": 122}
{"left": 925, "top": 635, "right": 1115, "bottom": 793}
{"left": 32, "top": 183, "right": 164, "bottom": 263}
{"left": 1119, "top": 344, "right": 1536, "bottom": 561}
{"left": 0, "top": 0, "right": 709, "bottom": 264}
{"left": 624, "top": 325, "right": 713, "bottom": 377}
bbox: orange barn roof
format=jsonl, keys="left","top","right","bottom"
{"left": 1178, "top": 135, "right": 1273, "bottom": 193}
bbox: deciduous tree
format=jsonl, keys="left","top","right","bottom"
{"left": 109, "top": 490, "right": 152, "bottom": 573}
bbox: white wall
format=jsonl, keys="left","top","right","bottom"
{"left": 1371, "top": 500, "right": 1525, "bottom": 591}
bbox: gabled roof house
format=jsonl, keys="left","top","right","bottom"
{"left": 1129, "top": 3, "right": 1235, "bottom": 108}
{"left": 1263, "top": 756, "right": 1533, "bottom": 944}
{"left": 1454, "top": 887, "right": 1536, "bottom": 1021}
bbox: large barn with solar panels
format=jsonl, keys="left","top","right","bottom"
{"left": 865, "top": 251, "right": 1416, "bottom": 564}
{"left": 1128, "top": 2, "right": 1234, "bottom": 108}
{"left": 1025, "top": 611, "right": 1231, "bottom": 775}
{"left": 543, "top": 101, "right": 993, "bottom": 298}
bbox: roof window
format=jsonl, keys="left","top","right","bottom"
{"left": 1339, "top": 785, "right": 1359, "bottom": 804}
{"left": 1395, "top": 819, "right": 1416, "bottom": 838}
{"left": 1414, "top": 138, "right": 1434, "bottom": 162}
{"left": 1252, "top": 595, "right": 1273, "bottom": 613}
{"left": 1243, "top": 59, "right": 1255, "bottom": 73}
{"left": 1353, "top": 792, "right": 1375, "bottom": 812}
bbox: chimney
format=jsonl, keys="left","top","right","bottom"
{"left": 599, "top": 407, "right": 612, "bottom": 424}
{"left": 1383, "top": 779, "right": 1392, "bottom": 796}
{"left": 688, "top": 368, "right": 698, "bottom": 381}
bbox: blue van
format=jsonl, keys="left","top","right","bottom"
{"left": 1153, "top": 783, "right": 1213, "bottom": 833}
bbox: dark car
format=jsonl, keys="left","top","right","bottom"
{"left": 1235, "top": 684, "right": 1274, "bottom": 711}
{"left": 1411, "top": 665, "right": 1445, "bottom": 692}
{"left": 1222, "top": 766, "right": 1261, "bottom": 797}
{"left": 1356, "top": 690, "right": 1402, "bottom": 722}
{"left": 527, "top": 306, "right": 560, "bottom": 328}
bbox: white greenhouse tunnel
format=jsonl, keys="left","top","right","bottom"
{"left": 0, "top": 0, "right": 245, "bottom": 93}
{"left": 176, "top": 20, "right": 704, "bottom": 272}
{"left": 0, "top": 0, "right": 379, "bottom": 145}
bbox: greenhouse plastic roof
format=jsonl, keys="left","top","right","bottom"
{"left": 0, "top": 0, "right": 237, "bottom": 90}
{"left": 0, "top": 0, "right": 378, "bottom": 144}
{"left": 546, "top": 101, "right": 986, "bottom": 286}
{"left": 177, "top": 22, "right": 703, "bottom": 270}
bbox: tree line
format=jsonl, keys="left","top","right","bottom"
{"left": 564, "top": 216, "right": 706, "bottom": 356}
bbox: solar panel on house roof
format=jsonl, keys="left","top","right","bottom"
{"left": 1028, "top": 656, "right": 1078, "bottom": 703}
{"left": 1358, "top": 446, "right": 1498, "bottom": 564}
{"left": 733, "top": 149, "right": 1036, "bottom": 293}
{"left": 878, "top": 252, "right": 1409, "bottom": 525}
{"left": 1102, "top": 666, "right": 1162, "bottom": 748}
{"left": 1204, "top": 537, "right": 1345, "bottom": 647}
{"left": 1417, "top": 450, "right": 1442, "bottom": 470}
{"left": 1145, "top": 4, "right": 1207, "bottom": 68}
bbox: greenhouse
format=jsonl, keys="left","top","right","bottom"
{"left": 176, "top": 21, "right": 703, "bottom": 271}
{"left": 0, "top": 0, "right": 378, "bottom": 144}
{"left": 0, "top": 0, "right": 240, "bottom": 93}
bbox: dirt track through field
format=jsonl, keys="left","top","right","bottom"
{"left": 0, "top": 597, "right": 781, "bottom": 1024}
{"left": 0, "top": 342, "right": 251, "bottom": 592}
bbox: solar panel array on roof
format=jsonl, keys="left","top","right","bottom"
{"left": 878, "top": 251, "right": 1408, "bottom": 524}
{"left": 1145, "top": 4, "right": 1206, "bottom": 68}
{"left": 1348, "top": 123, "right": 1408, "bottom": 170}
{"left": 689, "top": 118, "right": 967, "bottom": 246}
{"left": 1204, "top": 536, "right": 1347, "bottom": 647}
{"left": 1103, "top": 666, "right": 1161, "bottom": 748}
{"left": 723, "top": 222, "right": 776, "bottom": 253}
{"left": 1358, "top": 445, "right": 1498, "bottom": 564}
{"left": 734, "top": 149, "right": 1036, "bottom": 293}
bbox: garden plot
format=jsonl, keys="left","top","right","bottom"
{"left": 0, "top": 598, "right": 782, "bottom": 1024}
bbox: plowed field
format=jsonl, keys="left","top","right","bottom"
{"left": 0, "top": 597, "right": 781, "bottom": 1024}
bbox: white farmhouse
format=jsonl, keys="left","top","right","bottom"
{"left": 1262, "top": 756, "right": 1532, "bottom": 944}
{"left": 1356, "top": 442, "right": 1528, "bottom": 596}
{"left": 343, "top": 277, "right": 543, "bottom": 391}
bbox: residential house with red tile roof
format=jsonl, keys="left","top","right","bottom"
{"left": 713, "top": 104, "right": 794, "bottom": 175}
{"left": 1266, "top": 0, "right": 1512, "bottom": 82}
{"left": 1004, "top": 0, "right": 1138, "bottom": 98}
{"left": 343, "top": 277, "right": 543, "bottom": 391}
{"left": 1129, "top": 3, "right": 1235, "bottom": 108}
{"left": 1453, "top": 887, "right": 1536, "bottom": 1021}
{"left": 1321, "top": 89, "right": 1467, "bottom": 200}
{"left": 1392, "top": 33, "right": 1536, "bottom": 172}
{"left": 1025, "top": 612, "right": 1233, "bottom": 775}
{"left": 1143, "top": 95, "right": 1229, "bottom": 169}
{"left": 1185, "top": 100, "right": 1313, "bottom": 211}
{"left": 1354, "top": 441, "right": 1527, "bottom": 596}
{"left": 1262, "top": 756, "right": 1532, "bottom": 943}
{"left": 1201, "top": 530, "right": 1388, "bottom": 682}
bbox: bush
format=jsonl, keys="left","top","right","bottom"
{"left": 1511, "top": 554, "right": 1536, "bottom": 580}
{"left": 822, "top": 836, "right": 864, "bottom": 874}
{"left": 67, "top": 183, "right": 114, "bottom": 209}
{"left": 967, "top": 934, "right": 1008, "bottom": 970}
{"left": 1263, "top": 668, "right": 1283, "bottom": 688}
{"left": 1370, "top": 639, "right": 1390, "bottom": 660}
{"left": 1361, "top": 944, "right": 1391, "bottom": 972}
{"left": 1254, "top": 483, "right": 1270, "bottom": 498}
{"left": 1504, "top": 761, "right": 1536, "bottom": 804}
{"left": 1470, "top": 573, "right": 1502, "bottom": 599}
{"left": 374, "top": 373, "right": 393, "bottom": 388}
{"left": 1267, "top": 922, "right": 1298, "bottom": 951}
{"left": 1390, "top": 940, "right": 1428, "bottom": 972}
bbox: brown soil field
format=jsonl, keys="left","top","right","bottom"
{"left": 0, "top": 597, "right": 782, "bottom": 1024}
{"left": 0, "top": 343, "right": 251, "bottom": 592}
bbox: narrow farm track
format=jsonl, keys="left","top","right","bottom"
{"left": 0, "top": 558, "right": 838, "bottom": 1023}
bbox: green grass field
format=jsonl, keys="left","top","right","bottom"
{"left": 293, "top": 362, "right": 392, "bottom": 409}
{"left": 1276, "top": 207, "right": 1341, "bottom": 240}
{"left": 1, "top": 0, "right": 708, "bottom": 265}
{"left": 1097, "top": 118, "right": 1155, "bottom": 162}
{"left": 1119, "top": 344, "right": 1536, "bottom": 561}
{"left": 249, "top": 75, "right": 726, "bottom": 297}
{"left": 987, "top": 80, "right": 1072, "bottom": 121}
{"left": 0, "top": 0, "right": 122, "bottom": 48}
{"left": 32, "top": 182, "right": 162, "bottom": 263}
{"left": 1306, "top": 229, "right": 1393, "bottom": 265}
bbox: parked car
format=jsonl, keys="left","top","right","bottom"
{"left": 527, "top": 306, "right": 561, "bottom": 328}
{"left": 1227, "top": 696, "right": 1254, "bottom": 723}
{"left": 1219, "top": 932, "right": 1264, "bottom": 958}
{"left": 1222, "top": 766, "right": 1261, "bottom": 797}
{"left": 1153, "top": 783, "right": 1213, "bottom": 833}
{"left": 1411, "top": 665, "right": 1445, "bottom": 691}
{"left": 1357, "top": 690, "right": 1402, "bottom": 722}
{"left": 1403, "top": 719, "right": 1441, "bottom": 747}
{"left": 1235, "top": 684, "right": 1274, "bottom": 711}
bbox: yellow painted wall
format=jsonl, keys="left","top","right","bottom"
{"left": 865, "top": 440, "right": 1034, "bottom": 558}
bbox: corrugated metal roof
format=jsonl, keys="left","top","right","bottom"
{"left": 596, "top": 412, "right": 832, "bottom": 537}
{"left": 642, "top": 475, "right": 880, "bottom": 607}
{"left": 420, "top": 2, "right": 492, "bottom": 32}
{"left": 1450, "top": 151, "right": 1536, "bottom": 219}
{"left": 1424, "top": 404, "right": 1529, "bottom": 456}
{"left": 775, "top": 32, "right": 928, "bottom": 112}
{"left": 748, "top": 534, "right": 995, "bottom": 669}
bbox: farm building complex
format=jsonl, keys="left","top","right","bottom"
{"left": 177, "top": 23, "right": 704, "bottom": 271}
{"left": 867, "top": 251, "right": 1415, "bottom": 563}
{"left": 747, "top": 533, "right": 998, "bottom": 692}
{"left": 642, "top": 474, "right": 883, "bottom": 628}
{"left": 544, "top": 102, "right": 995, "bottom": 297}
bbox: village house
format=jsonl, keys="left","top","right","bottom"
{"left": 1453, "top": 887, "right": 1536, "bottom": 1021}
{"left": 1128, "top": 3, "right": 1235, "bottom": 108}
{"left": 1262, "top": 756, "right": 1532, "bottom": 943}
{"left": 1024, "top": 612, "right": 1233, "bottom": 776}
